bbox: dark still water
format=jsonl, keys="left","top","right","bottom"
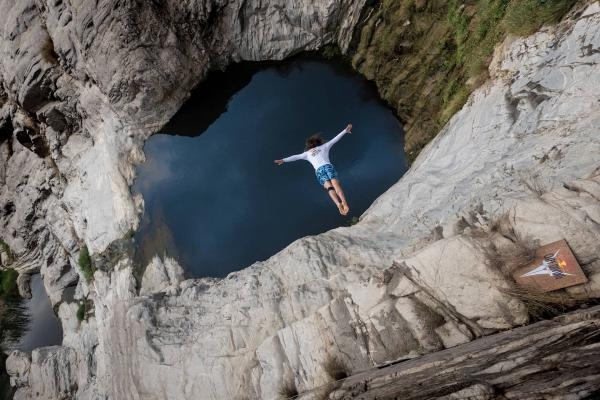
{"left": 16, "top": 275, "right": 63, "bottom": 351}
{"left": 134, "top": 59, "right": 407, "bottom": 278}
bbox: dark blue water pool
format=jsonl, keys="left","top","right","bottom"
{"left": 134, "top": 59, "right": 407, "bottom": 278}
{"left": 16, "top": 275, "right": 63, "bottom": 351}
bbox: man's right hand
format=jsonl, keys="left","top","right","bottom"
{"left": 274, "top": 159, "right": 284, "bottom": 165}
{"left": 346, "top": 123, "right": 353, "bottom": 133}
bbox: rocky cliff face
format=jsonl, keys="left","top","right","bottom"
{"left": 0, "top": 0, "right": 366, "bottom": 299}
{"left": 2, "top": 1, "right": 600, "bottom": 400}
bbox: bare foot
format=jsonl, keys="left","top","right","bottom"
{"left": 342, "top": 203, "right": 350, "bottom": 216}
{"left": 337, "top": 203, "right": 345, "bottom": 215}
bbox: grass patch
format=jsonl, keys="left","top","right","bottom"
{"left": 501, "top": 287, "right": 574, "bottom": 320}
{"left": 76, "top": 299, "right": 92, "bottom": 323}
{"left": 504, "top": 0, "right": 578, "bottom": 36}
{"left": 472, "top": 211, "right": 539, "bottom": 277}
{"left": 78, "top": 245, "right": 95, "bottom": 283}
{"left": 352, "top": 0, "right": 578, "bottom": 162}
{"left": 76, "top": 301, "right": 86, "bottom": 322}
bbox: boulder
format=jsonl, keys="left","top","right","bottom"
{"left": 5, "top": 350, "right": 31, "bottom": 388}
{"left": 140, "top": 255, "right": 184, "bottom": 296}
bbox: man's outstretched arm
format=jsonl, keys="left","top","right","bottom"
{"left": 325, "top": 123, "right": 352, "bottom": 149}
{"left": 274, "top": 152, "right": 307, "bottom": 165}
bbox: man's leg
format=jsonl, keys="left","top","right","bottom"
{"left": 331, "top": 178, "right": 349, "bottom": 215}
{"left": 324, "top": 181, "right": 344, "bottom": 214}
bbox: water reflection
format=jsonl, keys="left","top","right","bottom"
{"left": 0, "top": 297, "right": 29, "bottom": 349}
{"left": 15, "top": 275, "right": 63, "bottom": 352}
{"left": 135, "top": 59, "right": 407, "bottom": 278}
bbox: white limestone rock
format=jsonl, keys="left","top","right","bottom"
{"left": 400, "top": 235, "right": 528, "bottom": 330}
{"left": 5, "top": 350, "right": 30, "bottom": 388}
{"left": 11, "top": 346, "right": 79, "bottom": 400}
{"left": 16, "top": 272, "right": 32, "bottom": 299}
{"left": 140, "top": 255, "right": 185, "bottom": 296}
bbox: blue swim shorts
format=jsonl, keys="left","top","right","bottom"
{"left": 315, "top": 164, "right": 338, "bottom": 186}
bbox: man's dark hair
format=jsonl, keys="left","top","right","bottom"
{"left": 305, "top": 133, "right": 324, "bottom": 150}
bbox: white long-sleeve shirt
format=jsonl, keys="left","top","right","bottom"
{"left": 282, "top": 128, "right": 348, "bottom": 170}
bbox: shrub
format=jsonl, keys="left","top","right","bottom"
{"left": 76, "top": 301, "right": 87, "bottom": 323}
{"left": 321, "top": 44, "right": 341, "bottom": 60}
{"left": 447, "top": 0, "right": 469, "bottom": 66}
{"left": 0, "top": 269, "right": 19, "bottom": 299}
{"left": 78, "top": 245, "right": 95, "bottom": 283}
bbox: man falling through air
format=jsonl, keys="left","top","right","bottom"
{"left": 275, "top": 124, "right": 352, "bottom": 215}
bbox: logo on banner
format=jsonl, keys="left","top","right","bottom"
{"left": 520, "top": 250, "right": 571, "bottom": 279}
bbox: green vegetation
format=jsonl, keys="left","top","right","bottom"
{"left": 0, "top": 269, "right": 18, "bottom": 298}
{"left": 352, "top": 0, "right": 578, "bottom": 163}
{"left": 0, "top": 268, "right": 29, "bottom": 361}
{"left": 123, "top": 228, "right": 136, "bottom": 240}
{"left": 321, "top": 43, "right": 342, "bottom": 60}
{"left": 0, "top": 238, "right": 15, "bottom": 264}
{"left": 76, "top": 300, "right": 88, "bottom": 323}
{"left": 0, "top": 266, "right": 27, "bottom": 399}
{"left": 78, "top": 245, "right": 95, "bottom": 283}
{"left": 504, "top": 0, "right": 578, "bottom": 36}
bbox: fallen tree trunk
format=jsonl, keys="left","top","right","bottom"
{"left": 299, "top": 305, "right": 600, "bottom": 400}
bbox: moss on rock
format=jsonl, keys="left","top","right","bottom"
{"left": 78, "top": 245, "right": 95, "bottom": 283}
{"left": 352, "top": 0, "right": 578, "bottom": 163}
